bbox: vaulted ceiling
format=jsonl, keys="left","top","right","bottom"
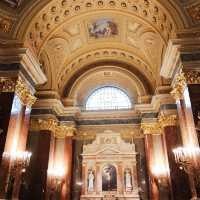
{"left": 0, "top": 0, "right": 200, "bottom": 103}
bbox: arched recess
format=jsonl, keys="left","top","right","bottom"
{"left": 61, "top": 60, "right": 153, "bottom": 107}
{"left": 62, "top": 66, "right": 148, "bottom": 107}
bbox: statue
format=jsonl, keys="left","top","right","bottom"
{"left": 125, "top": 169, "right": 132, "bottom": 191}
{"left": 88, "top": 170, "right": 94, "bottom": 192}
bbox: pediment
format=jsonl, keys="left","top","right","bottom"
{"left": 96, "top": 147, "right": 121, "bottom": 155}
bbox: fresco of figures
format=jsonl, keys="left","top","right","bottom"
{"left": 88, "top": 19, "right": 118, "bottom": 38}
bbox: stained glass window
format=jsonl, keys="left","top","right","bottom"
{"left": 85, "top": 86, "right": 132, "bottom": 111}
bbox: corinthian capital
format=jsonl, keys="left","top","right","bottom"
{"left": 15, "top": 78, "right": 37, "bottom": 107}
{"left": 141, "top": 122, "right": 162, "bottom": 135}
{"left": 171, "top": 70, "right": 186, "bottom": 100}
{"left": 158, "top": 114, "right": 177, "bottom": 128}
{"left": 30, "top": 118, "right": 76, "bottom": 138}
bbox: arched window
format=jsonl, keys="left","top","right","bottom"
{"left": 85, "top": 86, "right": 132, "bottom": 111}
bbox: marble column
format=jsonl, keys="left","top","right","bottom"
{"left": 144, "top": 134, "right": 159, "bottom": 200}
{"left": 61, "top": 137, "right": 73, "bottom": 200}
{"left": 159, "top": 114, "right": 191, "bottom": 200}
{"left": 0, "top": 77, "right": 36, "bottom": 200}
{"left": 142, "top": 122, "right": 171, "bottom": 200}
{"left": 171, "top": 71, "right": 199, "bottom": 199}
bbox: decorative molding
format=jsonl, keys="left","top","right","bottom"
{"left": 2, "top": 0, "right": 24, "bottom": 8}
{"left": 141, "top": 122, "right": 162, "bottom": 135}
{"left": 187, "top": 3, "right": 200, "bottom": 24}
{"left": 0, "top": 77, "right": 16, "bottom": 92}
{"left": 30, "top": 118, "right": 76, "bottom": 138}
{"left": 0, "top": 16, "right": 12, "bottom": 33}
{"left": 158, "top": 114, "right": 177, "bottom": 128}
{"left": 171, "top": 70, "right": 186, "bottom": 100}
{"left": 73, "top": 131, "right": 96, "bottom": 141}
{"left": 15, "top": 78, "right": 37, "bottom": 107}
{"left": 0, "top": 76, "right": 36, "bottom": 107}
{"left": 185, "top": 71, "right": 200, "bottom": 84}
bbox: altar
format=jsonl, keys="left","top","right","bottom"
{"left": 80, "top": 130, "right": 140, "bottom": 200}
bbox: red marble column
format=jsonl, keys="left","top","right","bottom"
{"left": 61, "top": 137, "right": 72, "bottom": 200}
{"left": 144, "top": 134, "right": 159, "bottom": 200}
{"left": 0, "top": 94, "right": 30, "bottom": 199}
{"left": 177, "top": 87, "right": 199, "bottom": 149}
{"left": 163, "top": 125, "right": 191, "bottom": 200}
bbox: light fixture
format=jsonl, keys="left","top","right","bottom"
{"left": 47, "top": 167, "right": 65, "bottom": 192}
{"left": 173, "top": 147, "right": 200, "bottom": 171}
{"left": 2, "top": 151, "right": 32, "bottom": 199}
{"left": 173, "top": 146, "right": 200, "bottom": 200}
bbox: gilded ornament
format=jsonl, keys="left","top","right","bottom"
{"left": 158, "top": 114, "right": 177, "bottom": 128}
{"left": 30, "top": 118, "right": 76, "bottom": 138}
{"left": 187, "top": 4, "right": 200, "bottom": 24}
{"left": 171, "top": 71, "right": 186, "bottom": 100}
{"left": 0, "top": 17, "right": 12, "bottom": 33}
{"left": 15, "top": 78, "right": 37, "bottom": 107}
{"left": 0, "top": 77, "right": 16, "bottom": 92}
{"left": 185, "top": 71, "right": 200, "bottom": 84}
{"left": 141, "top": 122, "right": 162, "bottom": 135}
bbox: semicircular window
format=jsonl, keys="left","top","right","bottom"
{"left": 85, "top": 86, "right": 132, "bottom": 111}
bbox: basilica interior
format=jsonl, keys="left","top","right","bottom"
{"left": 0, "top": 0, "right": 200, "bottom": 200}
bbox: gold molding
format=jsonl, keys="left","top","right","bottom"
{"left": 158, "top": 114, "right": 177, "bottom": 128}
{"left": 171, "top": 70, "right": 186, "bottom": 100}
{"left": 30, "top": 118, "right": 76, "bottom": 138}
{"left": 0, "top": 77, "right": 16, "bottom": 92}
{"left": 0, "top": 16, "right": 12, "bottom": 33}
{"left": 141, "top": 122, "right": 162, "bottom": 135}
{"left": 0, "top": 77, "right": 36, "bottom": 107}
{"left": 185, "top": 71, "right": 200, "bottom": 84}
{"left": 15, "top": 78, "right": 37, "bottom": 107}
{"left": 73, "top": 131, "right": 96, "bottom": 141}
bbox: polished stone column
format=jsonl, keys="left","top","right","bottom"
{"left": 171, "top": 71, "right": 200, "bottom": 199}
{"left": 61, "top": 137, "right": 73, "bottom": 200}
{"left": 142, "top": 122, "right": 171, "bottom": 200}
{"left": 159, "top": 114, "right": 191, "bottom": 200}
{"left": 0, "top": 77, "right": 36, "bottom": 200}
{"left": 26, "top": 130, "right": 51, "bottom": 200}
{"left": 144, "top": 134, "right": 159, "bottom": 200}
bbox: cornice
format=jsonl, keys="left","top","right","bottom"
{"left": 0, "top": 41, "right": 47, "bottom": 86}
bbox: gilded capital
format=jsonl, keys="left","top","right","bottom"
{"left": 15, "top": 78, "right": 37, "bottom": 107}
{"left": 185, "top": 71, "right": 200, "bottom": 84}
{"left": 141, "top": 122, "right": 162, "bottom": 135}
{"left": 171, "top": 71, "right": 186, "bottom": 100}
{"left": 30, "top": 118, "right": 76, "bottom": 138}
{"left": 158, "top": 114, "right": 177, "bottom": 128}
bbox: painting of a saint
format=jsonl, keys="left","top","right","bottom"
{"left": 102, "top": 164, "right": 117, "bottom": 191}
{"left": 88, "top": 19, "right": 118, "bottom": 38}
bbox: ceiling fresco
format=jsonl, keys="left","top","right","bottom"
{"left": 0, "top": 0, "right": 200, "bottom": 101}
